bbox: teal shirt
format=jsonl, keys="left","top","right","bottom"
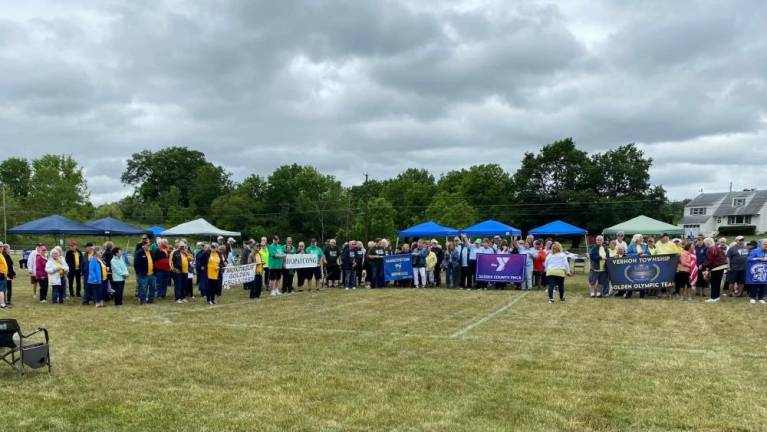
{"left": 110, "top": 256, "right": 129, "bottom": 282}
{"left": 306, "top": 245, "right": 324, "bottom": 263}
{"left": 268, "top": 243, "right": 285, "bottom": 269}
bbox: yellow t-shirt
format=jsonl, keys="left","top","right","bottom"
{"left": 74, "top": 251, "right": 80, "bottom": 268}
{"left": 146, "top": 251, "right": 154, "bottom": 276}
{"left": 98, "top": 258, "right": 107, "bottom": 281}
{"left": 598, "top": 247, "right": 606, "bottom": 272}
{"left": 181, "top": 253, "right": 189, "bottom": 273}
{"left": 207, "top": 251, "right": 220, "bottom": 280}
{"left": 0, "top": 253, "right": 7, "bottom": 276}
{"left": 655, "top": 241, "right": 679, "bottom": 255}
{"left": 547, "top": 268, "right": 566, "bottom": 277}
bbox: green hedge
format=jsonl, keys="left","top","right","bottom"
{"left": 717, "top": 225, "right": 756, "bottom": 236}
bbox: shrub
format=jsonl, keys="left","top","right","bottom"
{"left": 716, "top": 225, "right": 756, "bottom": 236}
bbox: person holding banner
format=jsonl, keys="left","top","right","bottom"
{"left": 677, "top": 243, "right": 694, "bottom": 301}
{"left": 282, "top": 237, "right": 297, "bottom": 293}
{"left": 368, "top": 239, "right": 386, "bottom": 288}
{"left": 544, "top": 242, "right": 571, "bottom": 303}
{"left": 627, "top": 234, "right": 650, "bottom": 257}
{"left": 747, "top": 239, "right": 767, "bottom": 304}
{"left": 588, "top": 235, "right": 610, "bottom": 298}
{"left": 295, "top": 241, "right": 310, "bottom": 291}
{"left": 305, "top": 239, "right": 324, "bottom": 291}
{"left": 702, "top": 237, "right": 727, "bottom": 303}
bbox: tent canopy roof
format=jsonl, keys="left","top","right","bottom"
{"left": 529, "top": 220, "right": 587, "bottom": 237}
{"left": 461, "top": 220, "right": 521, "bottom": 237}
{"left": 161, "top": 218, "right": 240, "bottom": 237}
{"left": 146, "top": 226, "right": 166, "bottom": 236}
{"left": 8, "top": 214, "right": 104, "bottom": 235}
{"left": 399, "top": 221, "right": 459, "bottom": 238}
{"left": 87, "top": 217, "right": 149, "bottom": 236}
{"left": 602, "top": 215, "right": 683, "bottom": 236}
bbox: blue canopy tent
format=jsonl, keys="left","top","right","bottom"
{"left": 461, "top": 220, "right": 522, "bottom": 238}
{"left": 8, "top": 214, "right": 104, "bottom": 236}
{"left": 146, "top": 226, "right": 166, "bottom": 237}
{"left": 87, "top": 217, "right": 150, "bottom": 236}
{"left": 529, "top": 220, "right": 589, "bottom": 250}
{"left": 398, "top": 221, "right": 460, "bottom": 238}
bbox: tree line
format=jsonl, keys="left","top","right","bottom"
{"left": 0, "top": 138, "right": 684, "bottom": 241}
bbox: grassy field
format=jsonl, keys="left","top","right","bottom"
{"left": 2, "top": 272, "right": 767, "bottom": 431}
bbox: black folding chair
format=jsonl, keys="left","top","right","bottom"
{"left": 0, "top": 319, "right": 52, "bottom": 379}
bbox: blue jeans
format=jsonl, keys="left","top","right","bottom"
{"left": 155, "top": 270, "right": 169, "bottom": 299}
{"left": 137, "top": 274, "right": 157, "bottom": 304}
{"left": 446, "top": 265, "right": 460, "bottom": 288}
{"left": 173, "top": 273, "right": 186, "bottom": 301}
{"left": 52, "top": 285, "right": 65, "bottom": 304}
{"left": 344, "top": 268, "right": 356, "bottom": 288}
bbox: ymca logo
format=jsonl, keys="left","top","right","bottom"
{"left": 494, "top": 257, "right": 510, "bottom": 271}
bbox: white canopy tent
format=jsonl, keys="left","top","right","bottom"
{"left": 161, "top": 218, "right": 241, "bottom": 237}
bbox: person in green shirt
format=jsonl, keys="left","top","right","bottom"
{"left": 282, "top": 237, "right": 297, "bottom": 293}
{"left": 268, "top": 236, "right": 285, "bottom": 296}
{"left": 305, "top": 239, "right": 324, "bottom": 291}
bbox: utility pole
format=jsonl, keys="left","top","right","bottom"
{"left": 363, "top": 173, "right": 369, "bottom": 242}
{"left": 2, "top": 184, "right": 6, "bottom": 241}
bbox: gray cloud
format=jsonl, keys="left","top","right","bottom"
{"left": 0, "top": 0, "right": 765, "bottom": 205}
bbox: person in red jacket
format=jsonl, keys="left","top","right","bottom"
{"left": 35, "top": 246, "right": 49, "bottom": 303}
{"left": 702, "top": 237, "right": 727, "bottom": 303}
{"left": 154, "top": 239, "right": 172, "bottom": 300}
{"left": 532, "top": 240, "right": 547, "bottom": 289}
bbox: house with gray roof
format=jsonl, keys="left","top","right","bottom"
{"left": 678, "top": 189, "right": 767, "bottom": 237}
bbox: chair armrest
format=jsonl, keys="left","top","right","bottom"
{"left": 20, "top": 327, "right": 49, "bottom": 344}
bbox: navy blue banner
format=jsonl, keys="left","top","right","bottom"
{"left": 607, "top": 254, "right": 678, "bottom": 290}
{"left": 746, "top": 259, "right": 767, "bottom": 285}
{"left": 384, "top": 254, "right": 414, "bottom": 281}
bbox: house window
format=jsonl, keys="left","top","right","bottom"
{"left": 733, "top": 198, "right": 746, "bottom": 207}
{"left": 690, "top": 208, "right": 706, "bottom": 215}
{"left": 727, "top": 215, "right": 752, "bottom": 225}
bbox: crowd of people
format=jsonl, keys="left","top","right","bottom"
{"left": 588, "top": 232, "right": 767, "bottom": 304}
{"left": 0, "top": 230, "right": 766, "bottom": 310}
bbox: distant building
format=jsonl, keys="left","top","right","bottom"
{"left": 678, "top": 189, "right": 767, "bottom": 237}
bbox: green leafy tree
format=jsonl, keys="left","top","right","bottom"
{"left": 27, "top": 154, "right": 90, "bottom": 219}
{"left": 382, "top": 168, "right": 438, "bottom": 229}
{"left": 93, "top": 203, "right": 124, "bottom": 220}
{"left": 0, "top": 157, "right": 32, "bottom": 198}
{"left": 121, "top": 147, "right": 208, "bottom": 206}
{"left": 352, "top": 196, "right": 397, "bottom": 240}
{"left": 425, "top": 191, "right": 478, "bottom": 230}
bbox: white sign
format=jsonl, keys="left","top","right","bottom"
{"left": 222, "top": 264, "right": 256, "bottom": 287}
{"left": 285, "top": 254, "right": 319, "bottom": 269}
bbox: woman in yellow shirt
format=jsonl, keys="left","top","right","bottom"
{"left": 171, "top": 241, "right": 191, "bottom": 304}
{"left": 201, "top": 242, "right": 225, "bottom": 305}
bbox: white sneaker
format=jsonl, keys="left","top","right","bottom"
{"left": 590, "top": 293, "right": 596, "bottom": 298}
{"left": 175, "top": 299, "right": 184, "bottom": 304}
{"left": 40, "top": 300, "right": 47, "bottom": 304}
{"left": 345, "top": 287, "right": 349, "bottom": 290}
{"left": 270, "top": 290, "right": 277, "bottom": 297}
{"left": 750, "top": 299, "right": 757, "bottom": 304}
{"left": 704, "top": 298, "right": 720, "bottom": 303}
{"left": 759, "top": 300, "right": 766, "bottom": 305}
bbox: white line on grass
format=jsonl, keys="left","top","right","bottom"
{"left": 450, "top": 292, "right": 529, "bottom": 338}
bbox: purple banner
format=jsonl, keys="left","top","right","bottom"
{"left": 475, "top": 253, "right": 526, "bottom": 283}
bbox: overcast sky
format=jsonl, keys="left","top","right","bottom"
{"left": 1, "top": 0, "right": 765, "bottom": 204}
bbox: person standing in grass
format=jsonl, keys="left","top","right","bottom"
{"left": 703, "top": 237, "right": 727, "bottom": 303}
{"left": 726, "top": 236, "right": 749, "bottom": 297}
{"left": 282, "top": 237, "right": 296, "bottom": 293}
{"left": 305, "top": 239, "right": 324, "bottom": 291}
{"left": 444, "top": 241, "right": 460, "bottom": 289}
{"left": 0, "top": 243, "right": 10, "bottom": 310}
{"left": 65, "top": 241, "right": 83, "bottom": 297}
{"left": 1, "top": 243, "right": 15, "bottom": 306}
{"left": 45, "top": 247, "right": 69, "bottom": 304}
{"left": 268, "top": 236, "right": 285, "bottom": 296}
{"left": 323, "top": 239, "right": 340, "bottom": 288}
{"left": 88, "top": 248, "right": 109, "bottom": 308}
{"left": 35, "top": 246, "right": 49, "bottom": 304}
{"left": 154, "top": 239, "right": 171, "bottom": 300}
{"left": 248, "top": 242, "right": 264, "bottom": 299}
{"left": 533, "top": 240, "right": 547, "bottom": 290}
{"left": 677, "top": 242, "right": 694, "bottom": 301}
{"left": 425, "top": 245, "right": 437, "bottom": 287}
{"left": 259, "top": 237, "right": 270, "bottom": 285}
{"left": 27, "top": 244, "right": 40, "bottom": 299}
{"left": 747, "top": 239, "right": 767, "bottom": 304}
{"left": 134, "top": 240, "right": 157, "bottom": 305}
{"left": 544, "top": 242, "right": 571, "bottom": 303}
{"left": 199, "top": 242, "right": 225, "bottom": 305}
{"left": 110, "top": 247, "right": 129, "bottom": 307}
{"left": 411, "top": 239, "right": 429, "bottom": 289}
{"left": 588, "top": 235, "right": 610, "bottom": 298}
{"left": 171, "top": 241, "right": 191, "bottom": 304}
